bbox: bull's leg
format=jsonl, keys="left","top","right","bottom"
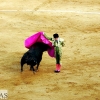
{"left": 30, "top": 66, "right": 33, "bottom": 71}
{"left": 30, "top": 65, "right": 36, "bottom": 74}
{"left": 36, "top": 63, "right": 40, "bottom": 72}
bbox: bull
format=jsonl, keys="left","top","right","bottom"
{"left": 20, "top": 42, "right": 49, "bottom": 73}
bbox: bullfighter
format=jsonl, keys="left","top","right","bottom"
{"left": 44, "top": 33, "right": 65, "bottom": 73}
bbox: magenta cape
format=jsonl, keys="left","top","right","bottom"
{"left": 24, "top": 31, "right": 55, "bottom": 57}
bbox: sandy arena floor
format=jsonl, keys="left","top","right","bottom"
{"left": 0, "top": 0, "right": 100, "bottom": 100}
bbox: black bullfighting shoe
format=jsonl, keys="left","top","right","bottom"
{"left": 54, "top": 70, "right": 60, "bottom": 73}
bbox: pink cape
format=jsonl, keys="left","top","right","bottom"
{"left": 24, "top": 31, "right": 55, "bottom": 57}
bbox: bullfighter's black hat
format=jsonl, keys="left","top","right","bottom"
{"left": 53, "top": 33, "right": 59, "bottom": 38}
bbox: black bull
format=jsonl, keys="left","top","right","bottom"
{"left": 20, "top": 42, "right": 50, "bottom": 73}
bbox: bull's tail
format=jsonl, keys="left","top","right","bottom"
{"left": 21, "top": 64, "right": 23, "bottom": 72}
{"left": 21, "top": 57, "right": 25, "bottom": 72}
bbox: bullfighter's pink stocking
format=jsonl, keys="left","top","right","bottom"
{"left": 55, "top": 64, "right": 61, "bottom": 71}
{"left": 58, "top": 64, "right": 61, "bottom": 71}
{"left": 56, "top": 64, "right": 59, "bottom": 71}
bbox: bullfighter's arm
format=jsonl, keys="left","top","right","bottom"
{"left": 60, "top": 38, "right": 65, "bottom": 47}
{"left": 43, "top": 33, "right": 53, "bottom": 41}
{"left": 61, "top": 40, "right": 65, "bottom": 47}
